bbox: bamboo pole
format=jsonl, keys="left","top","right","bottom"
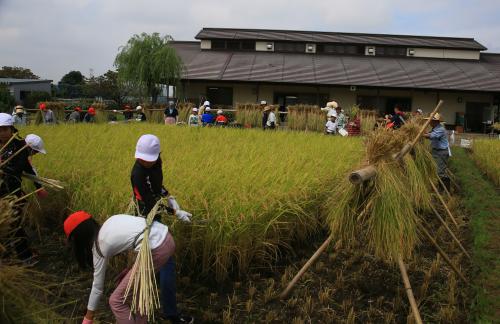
{"left": 279, "top": 233, "right": 334, "bottom": 299}
{"left": 0, "top": 144, "right": 28, "bottom": 169}
{"left": 0, "top": 134, "right": 17, "bottom": 154}
{"left": 437, "top": 176, "right": 452, "bottom": 198}
{"left": 13, "top": 188, "right": 45, "bottom": 204}
{"left": 430, "top": 181, "right": 459, "bottom": 229}
{"left": 430, "top": 205, "right": 471, "bottom": 261}
{"left": 348, "top": 165, "right": 377, "bottom": 184}
{"left": 418, "top": 223, "right": 469, "bottom": 284}
{"left": 398, "top": 257, "right": 424, "bottom": 324}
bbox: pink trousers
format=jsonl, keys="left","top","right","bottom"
{"left": 109, "top": 233, "right": 175, "bottom": 324}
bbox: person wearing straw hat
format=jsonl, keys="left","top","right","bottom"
{"left": 0, "top": 113, "right": 43, "bottom": 263}
{"left": 130, "top": 134, "right": 193, "bottom": 323}
{"left": 321, "top": 101, "right": 338, "bottom": 118}
{"left": 63, "top": 211, "right": 180, "bottom": 324}
{"left": 164, "top": 101, "right": 179, "bottom": 125}
{"left": 424, "top": 113, "right": 451, "bottom": 190}
{"left": 187, "top": 107, "right": 199, "bottom": 127}
{"left": 261, "top": 101, "right": 269, "bottom": 130}
{"left": 13, "top": 105, "right": 27, "bottom": 126}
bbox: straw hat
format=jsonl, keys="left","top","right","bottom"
{"left": 424, "top": 113, "right": 443, "bottom": 121}
{"left": 263, "top": 105, "right": 272, "bottom": 111}
{"left": 327, "top": 101, "right": 338, "bottom": 109}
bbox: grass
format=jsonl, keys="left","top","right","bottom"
{"left": 450, "top": 147, "right": 500, "bottom": 323}
{"left": 24, "top": 123, "right": 363, "bottom": 280}
{"left": 470, "top": 139, "right": 500, "bottom": 187}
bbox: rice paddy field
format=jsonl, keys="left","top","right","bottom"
{"left": 24, "top": 124, "right": 363, "bottom": 280}
{"left": 2, "top": 121, "right": 497, "bottom": 323}
{"left": 470, "top": 139, "right": 500, "bottom": 187}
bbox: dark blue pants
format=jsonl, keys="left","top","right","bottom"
{"left": 160, "top": 257, "right": 178, "bottom": 317}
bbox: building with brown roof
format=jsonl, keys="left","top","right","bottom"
{"left": 172, "top": 28, "right": 500, "bottom": 132}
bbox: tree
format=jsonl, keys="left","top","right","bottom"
{"left": 24, "top": 91, "right": 52, "bottom": 109}
{"left": 58, "top": 71, "right": 85, "bottom": 98}
{"left": 83, "top": 70, "right": 131, "bottom": 105}
{"left": 114, "top": 33, "right": 183, "bottom": 103}
{"left": 0, "top": 84, "right": 15, "bottom": 113}
{"left": 0, "top": 66, "right": 40, "bottom": 79}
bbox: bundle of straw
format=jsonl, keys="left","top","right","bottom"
{"left": 123, "top": 197, "right": 170, "bottom": 320}
{"left": 235, "top": 103, "right": 262, "bottom": 128}
{"left": 326, "top": 118, "right": 437, "bottom": 261}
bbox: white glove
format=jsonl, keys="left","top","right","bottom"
{"left": 168, "top": 196, "right": 180, "bottom": 211}
{"left": 176, "top": 210, "right": 192, "bottom": 223}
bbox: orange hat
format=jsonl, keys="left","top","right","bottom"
{"left": 75, "top": 106, "right": 82, "bottom": 112}
{"left": 88, "top": 107, "right": 96, "bottom": 115}
{"left": 64, "top": 211, "right": 92, "bottom": 238}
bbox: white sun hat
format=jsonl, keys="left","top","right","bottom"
{"left": 0, "top": 113, "right": 13, "bottom": 126}
{"left": 205, "top": 107, "right": 211, "bottom": 111}
{"left": 217, "top": 109, "right": 223, "bottom": 114}
{"left": 192, "top": 107, "right": 198, "bottom": 112}
{"left": 135, "top": 134, "right": 160, "bottom": 162}
{"left": 260, "top": 100, "right": 267, "bottom": 105}
{"left": 25, "top": 134, "right": 47, "bottom": 154}
{"left": 203, "top": 100, "right": 210, "bottom": 106}
{"left": 136, "top": 106, "right": 143, "bottom": 111}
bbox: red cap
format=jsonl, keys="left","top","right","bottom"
{"left": 39, "top": 103, "right": 47, "bottom": 111}
{"left": 88, "top": 107, "right": 96, "bottom": 115}
{"left": 75, "top": 106, "right": 82, "bottom": 112}
{"left": 64, "top": 211, "right": 92, "bottom": 238}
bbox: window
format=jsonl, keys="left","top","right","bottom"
{"left": 274, "top": 42, "right": 306, "bottom": 53}
{"left": 209, "top": 39, "right": 256, "bottom": 51}
{"left": 212, "top": 40, "right": 225, "bottom": 50}
{"left": 206, "top": 87, "right": 233, "bottom": 106}
{"left": 376, "top": 46, "right": 407, "bottom": 57}
{"left": 241, "top": 40, "right": 255, "bottom": 50}
{"left": 316, "top": 44, "right": 365, "bottom": 55}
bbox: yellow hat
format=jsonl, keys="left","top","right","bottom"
{"left": 424, "top": 113, "right": 443, "bottom": 121}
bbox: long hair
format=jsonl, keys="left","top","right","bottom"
{"left": 68, "top": 218, "right": 100, "bottom": 269}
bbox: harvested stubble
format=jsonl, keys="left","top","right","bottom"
{"left": 326, "top": 119, "right": 438, "bottom": 261}
{"left": 25, "top": 124, "right": 363, "bottom": 280}
{"left": 470, "top": 139, "right": 500, "bottom": 187}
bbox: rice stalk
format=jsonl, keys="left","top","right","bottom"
{"left": 123, "top": 198, "right": 168, "bottom": 319}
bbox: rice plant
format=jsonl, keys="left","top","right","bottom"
{"left": 471, "top": 139, "right": 500, "bottom": 187}
{"left": 24, "top": 124, "right": 363, "bottom": 280}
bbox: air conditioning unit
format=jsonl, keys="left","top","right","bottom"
{"left": 266, "top": 42, "right": 274, "bottom": 51}
{"left": 407, "top": 48, "right": 416, "bottom": 56}
{"left": 365, "top": 46, "right": 376, "bottom": 56}
{"left": 305, "top": 43, "right": 316, "bottom": 53}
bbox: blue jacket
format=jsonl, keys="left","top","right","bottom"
{"left": 201, "top": 113, "right": 214, "bottom": 124}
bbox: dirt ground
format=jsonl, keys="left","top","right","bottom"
{"left": 31, "top": 198, "right": 473, "bottom": 324}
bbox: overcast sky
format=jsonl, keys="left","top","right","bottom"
{"left": 1, "top": 0, "right": 499, "bottom": 82}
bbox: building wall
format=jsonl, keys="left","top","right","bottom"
{"left": 9, "top": 82, "right": 51, "bottom": 102}
{"left": 181, "top": 81, "right": 495, "bottom": 125}
{"left": 410, "top": 48, "right": 480, "bottom": 60}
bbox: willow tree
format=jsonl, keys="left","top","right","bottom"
{"left": 114, "top": 32, "right": 183, "bottom": 103}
